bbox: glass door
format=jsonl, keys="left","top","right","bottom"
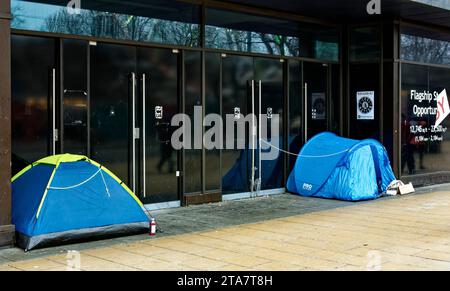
{"left": 62, "top": 39, "right": 88, "bottom": 156}
{"left": 221, "top": 55, "right": 254, "bottom": 195}
{"left": 87, "top": 42, "right": 183, "bottom": 204}
{"left": 304, "top": 62, "right": 329, "bottom": 141}
{"left": 221, "top": 55, "right": 285, "bottom": 195}
{"left": 11, "top": 35, "right": 58, "bottom": 176}
{"left": 287, "top": 61, "right": 333, "bottom": 175}
{"left": 12, "top": 37, "right": 181, "bottom": 204}
{"left": 137, "top": 47, "right": 180, "bottom": 204}
{"left": 254, "top": 58, "right": 284, "bottom": 191}
{"left": 90, "top": 42, "right": 136, "bottom": 187}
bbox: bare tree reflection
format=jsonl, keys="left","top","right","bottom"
{"left": 44, "top": 9, "right": 199, "bottom": 46}
{"left": 402, "top": 34, "right": 450, "bottom": 65}
{"left": 11, "top": 5, "right": 26, "bottom": 28}
{"left": 14, "top": 2, "right": 335, "bottom": 58}
{"left": 205, "top": 26, "right": 300, "bottom": 56}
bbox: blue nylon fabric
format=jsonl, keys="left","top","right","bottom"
{"left": 222, "top": 138, "right": 283, "bottom": 192}
{"left": 370, "top": 145, "right": 382, "bottom": 191}
{"left": 12, "top": 164, "right": 55, "bottom": 236}
{"left": 287, "top": 132, "right": 396, "bottom": 201}
{"left": 13, "top": 161, "right": 148, "bottom": 237}
{"left": 319, "top": 145, "right": 378, "bottom": 201}
{"left": 371, "top": 140, "right": 397, "bottom": 191}
{"left": 287, "top": 133, "right": 359, "bottom": 197}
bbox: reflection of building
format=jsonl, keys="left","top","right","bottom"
{"left": 2, "top": 0, "right": 450, "bottom": 247}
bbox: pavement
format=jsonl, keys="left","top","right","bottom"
{"left": 1, "top": 184, "right": 450, "bottom": 271}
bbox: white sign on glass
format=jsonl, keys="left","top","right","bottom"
{"left": 357, "top": 91, "right": 375, "bottom": 120}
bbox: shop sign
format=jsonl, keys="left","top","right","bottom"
{"left": 408, "top": 89, "right": 448, "bottom": 144}
{"left": 357, "top": 91, "right": 375, "bottom": 120}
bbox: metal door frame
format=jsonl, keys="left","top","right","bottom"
{"left": 302, "top": 61, "right": 332, "bottom": 143}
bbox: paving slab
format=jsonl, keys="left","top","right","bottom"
{"left": 1, "top": 183, "right": 450, "bottom": 270}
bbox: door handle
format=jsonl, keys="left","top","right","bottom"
{"left": 52, "top": 68, "right": 57, "bottom": 155}
{"left": 304, "top": 82, "right": 308, "bottom": 142}
{"left": 131, "top": 72, "right": 137, "bottom": 193}
{"left": 64, "top": 89, "right": 87, "bottom": 96}
{"left": 142, "top": 73, "right": 147, "bottom": 198}
{"left": 251, "top": 80, "right": 255, "bottom": 193}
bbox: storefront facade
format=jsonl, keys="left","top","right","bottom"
{"left": 1, "top": 0, "right": 450, "bottom": 246}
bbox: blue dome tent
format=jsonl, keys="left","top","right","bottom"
{"left": 287, "top": 132, "right": 396, "bottom": 201}
{"left": 12, "top": 154, "right": 149, "bottom": 251}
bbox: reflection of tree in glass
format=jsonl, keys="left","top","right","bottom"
{"left": 402, "top": 34, "right": 450, "bottom": 65}
{"left": 43, "top": 9, "right": 199, "bottom": 47}
{"left": 205, "top": 26, "right": 299, "bottom": 56}
{"left": 11, "top": 5, "right": 26, "bottom": 28}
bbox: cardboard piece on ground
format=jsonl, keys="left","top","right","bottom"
{"left": 384, "top": 190, "right": 398, "bottom": 196}
{"left": 399, "top": 183, "right": 415, "bottom": 195}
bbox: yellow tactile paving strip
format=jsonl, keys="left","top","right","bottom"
{"left": 2, "top": 191, "right": 450, "bottom": 271}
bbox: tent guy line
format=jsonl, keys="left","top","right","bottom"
{"left": 259, "top": 139, "right": 350, "bottom": 158}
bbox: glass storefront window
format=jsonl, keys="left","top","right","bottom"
{"left": 401, "top": 26, "right": 450, "bottom": 66}
{"left": 184, "top": 51, "right": 203, "bottom": 193}
{"left": 411, "top": 0, "right": 450, "bottom": 10}
{"left": 205, "top": 8, "right": 339, "bottom": 61}
{"left": 11, "top": 2, "right": 340, "bottom": 61}
{"left": 350, "top": 26, "right": 381, "bottom": 62}
{"left": 11, "top": 0, "right": 201, "bottom": 47}
{"left": 204, "top": 53, "right": 221, "bottom": 191}
{"left": 401, "top": 63, "right": 450, "bottom": 176}
{"left": 349, "top": 63, "right": 380, "bottom": 140}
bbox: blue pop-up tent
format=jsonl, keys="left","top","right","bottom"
{"left": 287, "top": 132, "right": 396, "bottom": 201}
{"left": 12, "top": 154, "right": 149, "bottom": 251}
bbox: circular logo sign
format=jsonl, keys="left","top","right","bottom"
{"left": 358, "top": 97, "right": 373, "bottom": 114}
{"left": 313, "top": 98, "right": 326, "bottom": 114}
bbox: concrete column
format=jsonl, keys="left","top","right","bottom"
{"left": 0, "top": 1, "right": 14, "bottom": 248}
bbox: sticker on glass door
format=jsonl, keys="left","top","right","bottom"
{"left": 234, "top": 107, "right": 241, "bottom": 119}
{"left": 155, "top": 106, "right": 163, "bottom": 120}
{"left": 311, "top": 93, "right": 326, "bottom": 120}
{"left": 267, "top": 107, "right": 273, "bottom": 119}
{"left": 356, "top": 91, "right": 375, "bottom": 120}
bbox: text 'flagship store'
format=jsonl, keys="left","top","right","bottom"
{"left": 1, "top": 0, "right": 450, "bottom": 246}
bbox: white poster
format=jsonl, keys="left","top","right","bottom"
{"left": 311, "top": 93, "right": 326, "bottom": 120}
{"left": 357, "top": 91, "right": 375, "bottom": 120}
